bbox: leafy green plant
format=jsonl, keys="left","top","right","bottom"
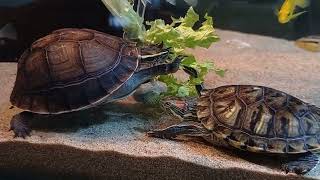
{"left": 102, "top": 1, "right": 224, "bottom": 97}
{"left": 101, "top": 0, "right": 145, "bottom": 41}
{"left": 145, "top": 8, "right": 223, "bottom": 97}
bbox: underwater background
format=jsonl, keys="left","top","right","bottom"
{"left": 0, "top": 0, "right": 319, "bottom": 60}
{"left": 0, "top": 0, "right": 320, "bottom": 179}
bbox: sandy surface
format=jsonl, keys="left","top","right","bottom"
{"left": 189, "top": 29, "right": 320, "bottom": 105}
{"left": 0, "top": 29, "right": 320, "bottom": 179}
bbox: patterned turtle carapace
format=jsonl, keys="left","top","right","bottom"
{"left": 9, "top": 28, "right": 182, "bottom": 138}
{"left": 197, "top": 85, "right": 320, "bottom": 154}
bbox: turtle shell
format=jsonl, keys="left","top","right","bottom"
{"left": 197, "top": 85, "right": 320, "bottom": 154}
{"left": 10, "top": 28, "right": 139, "bottom": 114}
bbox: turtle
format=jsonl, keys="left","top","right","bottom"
{"left": 148, "top": 67, "right": 320, "bottom": 174}
{"left": 9, "top": 28, "right": 183, "bottom": 138}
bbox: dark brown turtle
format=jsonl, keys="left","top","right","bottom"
{"left": 148, "top": 67, "right": 320, "bottom": 174}
{"left": 10, "top": 28, "right": 182, "bottom": 138}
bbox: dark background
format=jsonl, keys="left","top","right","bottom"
{"left": 0, "top": 0, "right": 319, "bottom": 61}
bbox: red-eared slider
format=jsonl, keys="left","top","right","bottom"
{"left": 148, "top": 67, "right": 320, "bottom": 174}
{"left": 10, "top": 28, "right": 182, "bottom": 138}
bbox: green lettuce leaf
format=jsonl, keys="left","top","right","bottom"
{"left": 145, "top": 7, "right": 219, "bottom": 52}
{"left": 101, "top": 2, "right": 224, "bottom": 97}
{"left": 145, "top": 7, "right": 223, "bottom": 97}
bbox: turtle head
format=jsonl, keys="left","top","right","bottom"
{"left": 160, "top": 96, "right": 198, "bottom": 121}
{"left": 139, "top": 43, "right": 171, "bottom": 65}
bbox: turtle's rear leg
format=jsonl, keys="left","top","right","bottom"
{"left": 10, "top": 111, "right": 33, "bottom": 138}
{"left": 281, "top": 152, "right": 319, "bottom": 174}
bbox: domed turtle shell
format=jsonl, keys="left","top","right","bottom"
{"left": 10, "top": 28, "right": 139, "bottom": 114}
{"left": 197, "top": 85, "right": 320, "bottom": 154}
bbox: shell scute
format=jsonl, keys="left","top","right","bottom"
{"left": 247, "top": 138, "right": 268, "bottom": 152}
{"left": 30, "top": 95, "right": 48, "bottom": 113}
{"left": 228, "top": 131, "right": 250, "bottom": 147}
{"left": 24, "top": 49, "right": 51, "bottom": 90}
{"left": 287, "top": 97, "right": 309, "bottom": 117}
{"left": 242, "top": 103, "right": 274, "bottom": 137}
{"left": 238, "top": 86, "right": 264, "bottom": 106}
{"left": 211, "top": 86, "right": 236, "bottom": 100}
{"left": 80, "top": 39, "right": 120, "bottom": 74}
{"left": 47, "top": 41, "right": 85, "bottom": 82}
{"left": 98, "top": 72, "right": 119, "bottom": 93}
{"left": 287, "top": 139, "right": 306, "bottom": 153}
{"left": 31, "top": 33, "right": 60, "bottom": 49}
{"left": 84, "top": 79, "right": 108, "bottom": 104}
{"left": 211, "top": 96, "right": 244, "bottom": 128}
{"left": 264, "top": 88, "right": 288, "bottom": 110}
{"left": 267, "top": 139, "right": 287, "bottom": 153}
{"left": 301, "top": 112, "right": 320, "bottom": 135}
{"left": 305, "top": 137, "right": 319, "bottom": 151}
{"left": 18, "top": 95, "right": 32, "bottom": 110}
{"left": 47, "top": 90, "right": 69, "bottom": 113}
{"left": 94, "top": 33, "right": 124, "bottom": 51}
{"left": 55, "top": 28, "right": 95, "bottom": 41}
{"left": 274, "top": 109, "right": 303, "bottom": 138}
{"left": 62, "top": 85, "right": 89, "bottom": 110}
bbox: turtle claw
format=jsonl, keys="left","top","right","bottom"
{"left": 10, "top": 112, "right": 32, "bottom": 138}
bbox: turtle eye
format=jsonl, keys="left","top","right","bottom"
{"left": 161, "top": 101, "right": 174, "bottom": 110}
{"left": 163, "top": 102, "right": 172, "bottom": 108}
{"left": 160, "top": 101, "right": 174, "bottom": 115}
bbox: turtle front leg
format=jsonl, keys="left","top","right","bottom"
{"left": 147, "top": 121, "right": 211, "bottom": 139}
{"left": 281, "top": 152, "right": 319, "bottom": 174}
{"left": 9, "top": 111, "right": 33, "bottom": 138}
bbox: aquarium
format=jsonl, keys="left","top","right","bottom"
{"left": 0, "top": 0, "right": 319, "bottom": 179}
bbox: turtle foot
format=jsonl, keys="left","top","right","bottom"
{"left": 9, "top": 112, "right": 32, "bottom": 138}
{"left": 281, "top": 152, "right": 318, "bottom": 174}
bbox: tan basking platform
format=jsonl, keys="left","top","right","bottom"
{"left": 0, "top": 29, "right": 320, "bottom": 179}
